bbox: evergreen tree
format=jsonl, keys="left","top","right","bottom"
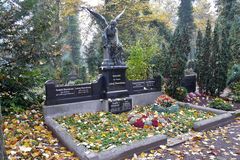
{"left": 200, "top": 20, "right": 212, "bottom": 93}
{"left": 208, "top": 25, "right": 230, "bottom": 96}
{"left": 217, "top": 29, "right": 229, "bottom": 93}
{"left": 176, "top": 0, "right": 194, "bottom": 59}
{"left": 85, "top": 34, "right": 103, "bottom": 80}
{"left": 229, "top": 1, "right": 240, "bottom": 64}
{"left": 209, "top": 23, "right": 220, "bottom": 95}
{"left": 167, "top": 28, "right": 186, "bottom": 96}
{"left": 177, "top": 0, "right": 195, "bottom": 35}
{"left": 217, "top": 0, "right": 237, "bottom": 36}
{"left": 67, "top": 15, "right": 81, "bottom": 65}
{"left": 217, "top": 0, "right": 237, "bottom": 64}
{"left": 167, "top": 0, "right": 194, "bottom": 96}
{"left": 195, "top": 30, "right": 204, "bottom": 91}
{"left": 65, "top": 15, "right": 88, "bottom": 83}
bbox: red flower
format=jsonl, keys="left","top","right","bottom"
{"left": 133, "top": 119, "right": 144, "bottom": 128}
{"left": 155, "top": 95, "right": 175, "bottom": 107}
{"left": 142, "top": 115, "right": 148, "bottom": 119}
{"left": 152, "top": 118, "right": 158, "bottom": 127}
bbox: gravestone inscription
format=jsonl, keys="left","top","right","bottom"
{"left": 108, "top": 98, "right": 132, "bottom": 114}
{"left": 75, "top": 85, "right": 92, "bottom": 96}
{"left": 145, "top": 80, "right": 155, "bottom": 90}
{"left": 132, "top": 81, "right": 145, "bottom": 91}
{"left": 56, "top": 87, "right": 75, "bottom": 98}
{"left": 108, "top": 69, "right": 126, "bottom": 91}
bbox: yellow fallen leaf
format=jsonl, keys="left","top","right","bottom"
{"left": 19, "top": 146, "right": 32, "bottom": 152}
{"left": 32, "top": 151, "right": 41, "bottom": 157}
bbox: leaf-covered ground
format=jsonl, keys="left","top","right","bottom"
{"left": 3, "top": 107, "right": 239, "bottom": 160}
{"left": 3, "top": 108, "right": 78, "bottom": 160}
{"left": 129, "top": 117, "right": 240, "bottom": 160}
{"left": 56, "top": 106, "right": 214, "bottom": 152}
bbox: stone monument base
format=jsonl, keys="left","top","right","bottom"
{"left": 100, "top": 65, "right": 129, "bottom": 99}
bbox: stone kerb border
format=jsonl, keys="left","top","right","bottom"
{"left": 44, "top": 99, "right": 237, "bottom": 159}
{"left": 193, "top": 113, "right": 234, "bottom": 131}
{"left": 177, "top": 101, "right": 228, "bottom": 115}
{"left": 177, "top": 101, "right": 235, "bottom": 131}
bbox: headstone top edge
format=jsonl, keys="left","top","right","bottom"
{"left": 100, "top": 65, "right": 128, "bottom": 70}
{"left": 45, "top": 80, "right": 56, "bottom": 85}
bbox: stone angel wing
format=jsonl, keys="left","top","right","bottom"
{"left": 113, "top": 7, "right": 126, "bottom": 22}
{"left": 85, "top": 8, "right": 108, "bottom": 30}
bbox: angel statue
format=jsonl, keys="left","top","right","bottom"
{"left": 83, "top": 7, "right": 126, "bottom": 66}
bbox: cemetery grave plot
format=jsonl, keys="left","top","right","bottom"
{"left": 55, "top": 106, "right": 215, "bottom": 152}
{"left": 184, "top": 92, "right": 239, "bottom": 111}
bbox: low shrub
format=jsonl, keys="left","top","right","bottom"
{"left": 165, "top": 86, "right": 188, "bottom": 101}
{"left": 230, "top": 81, "right": 240, "bottom": 102}
{"left": 175, "top": 87, "right": 188, "bottom": 101}
{"left": 227, "top": 64, "right": 240, "bottom": 85}
{"left": 208, "top": 98, "right": 233, "bottom": 111}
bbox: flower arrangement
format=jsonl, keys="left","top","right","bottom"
{"left": 152, "top": 95, "right": 179, "bottom": 113}
{"left": 155, "top": 95, "right": 176, "bottom": 107}
{"left": 128, "top": 112, "right": 168, "bottom": 128}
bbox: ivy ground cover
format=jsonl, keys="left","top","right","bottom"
{"left": 56, "top": 106, "right": 215, "bottom": 152}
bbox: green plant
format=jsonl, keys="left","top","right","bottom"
{"left": 175, "top": 87, "right": 188, "bottom": 101}
{"left": 165, "top": 86, "right": 188, "bottom": 101}
{"left": 196, "top": 20, "right": 212, "bottom": 93}
{"left": 208, "top": 98, "right": 233, "bottom": 111}
{"left": 0, "top": 66, "right": 44, "bottom": 114}
{"left": 74, "top": 79, "right": 84, "bottom": 85}
{"left": 227, "top": 64, "right": 240, "bottom": 85}
{"left": 230, "top": 81, "right": 240, "bottom": 102}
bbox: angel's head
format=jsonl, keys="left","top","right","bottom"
{"left": 110, "top": 20, "right": 117, "bottom": 28}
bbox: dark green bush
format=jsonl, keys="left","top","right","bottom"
{"left": 208, "top": 98, "right": 233, "bottom": 111}
{"left": 175, "top": 87, "right": 188, "bottom": 101}
{"left": 227, "top": 64, "right": 240, "bottom": 85}
{"left": 165, "top": 86, "right": 188, "bottom": 101}
{"left": 230, "top": 81, "right": 240, "bottom": 102}
{"left": 0, "top": 66, "right": 44, "bottom": 114}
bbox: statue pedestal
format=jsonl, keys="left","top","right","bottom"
{"left": 101, "top": 59, "right": 114, "bottom": 66}
{"left": 100, "top": 65, "right": 129, "bottom": 99}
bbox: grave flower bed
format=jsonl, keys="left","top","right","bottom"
{"left": 127, "top": 112, "right": 169, "bottom": 128}
{"left": 152, "top": 95, "right": 180, "bottom": 113}
{"left": 56, "top": 106, "right": 215, "bottom": 152}
{"left": 184, "top": 92, "right": 236, "bottom": 110}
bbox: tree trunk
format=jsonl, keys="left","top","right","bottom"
{"left": 0, "top": 106, "right": 7, "bottom": 160}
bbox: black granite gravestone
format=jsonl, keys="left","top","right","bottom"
{"left": 181, "top": 74, "right": 197, "bottom": 92}
{"left": 100, "top": 65, "right": 129, "bottom": 99}
{"left": 108, "top": 98, "right": 132, "bottom": 114}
